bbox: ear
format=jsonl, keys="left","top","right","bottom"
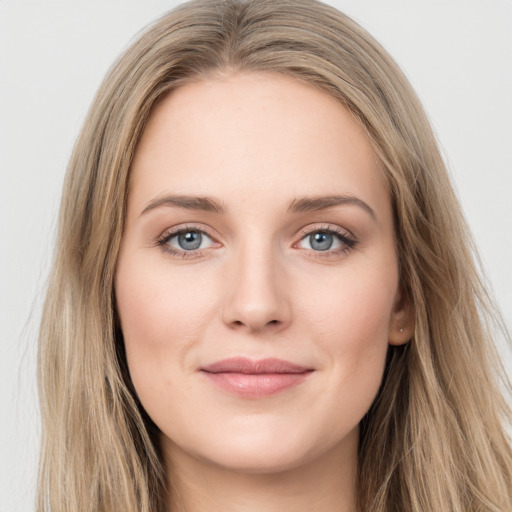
{"left": 388, "top": 286, "right": 415, "bottom": 346}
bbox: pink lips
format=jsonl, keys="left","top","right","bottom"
{"left": 200, "top": 357, "right": 314, "bottom": 398}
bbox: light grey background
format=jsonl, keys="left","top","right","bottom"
{"left": 1, "top": 1, "right": 511, "bottom": 510}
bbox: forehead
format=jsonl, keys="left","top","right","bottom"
{"left": 129, "top": 72, "right": 389, "bottom": 218}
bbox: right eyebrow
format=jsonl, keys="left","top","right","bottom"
{"left": 140, "top": 194, "right": 225, "bottom": 216}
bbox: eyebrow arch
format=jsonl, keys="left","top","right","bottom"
{"left": 288, "top": 195, "right": 376, "bottom": 220}
{"left": 141, "top": 194, "right": 225, "bottom": 216}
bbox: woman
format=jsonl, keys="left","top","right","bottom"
{"left": 37, "top": 0, "right": 512, "bottom": 511}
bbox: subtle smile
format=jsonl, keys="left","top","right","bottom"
{"left": 200, "top": 357, "right": 315, "bottom": 398}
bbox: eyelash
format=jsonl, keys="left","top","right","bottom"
{"left": 295, "top": 224, "right": 358, "bottom": 258}
{"left": 155, "top": 224, "right": 358, "bottom": 259}
{"left": 156, "top": 224, "right": 215, "bottom": 258}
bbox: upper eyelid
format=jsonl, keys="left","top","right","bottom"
{"left": 158, "top": 223, "right": 351, "bottom": 236}
{"left": 165, "top": 228, "right": 214, "bottom": 243}
{"left": 296, "top": 223, "right": 356, "bottom": 240}
{"left": 158, "top": 224, "right": 217, "bottom": 241}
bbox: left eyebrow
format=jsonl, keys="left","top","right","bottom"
{"left": 287, "top": 195, "right": 376, "bottom": 220}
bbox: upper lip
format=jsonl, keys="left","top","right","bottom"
{"left": 201, "top": 357, "right": 313, "bottom": 374}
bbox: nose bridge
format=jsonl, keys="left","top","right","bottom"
{"left": 222, "top": 234, "right": 290, "bottom": 332}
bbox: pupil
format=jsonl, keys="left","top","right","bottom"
{"left": 310, "top": 232, "right": 333, "bottom": 251}
{"left": 178, "top": 231, "right": 202, "bottom": 250}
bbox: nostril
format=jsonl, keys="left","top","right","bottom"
{"left": 229, "top": 318, "right": 281, "bottom": 330}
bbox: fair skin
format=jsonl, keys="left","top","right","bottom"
{"left": 115, "top": 72, "right": 413, "bottom": 512}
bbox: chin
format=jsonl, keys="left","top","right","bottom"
{"left": 202, "top": 445, "right": 313, "bottom": 475}
{"left": 166, "top": 418, "right": 358, "bottom": 476}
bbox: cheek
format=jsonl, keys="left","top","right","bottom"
{"left": 299, "top": 262, "right": 397, "bottom": 408}
{"left": 114, "top": 254, "right": 216, "bottom": 400}
{"left": 301, "top": 258, "right": 398, "bottom": 346}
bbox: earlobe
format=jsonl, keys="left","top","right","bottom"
{"left": 388, "top": 289, "right": 415, "bottom": 346}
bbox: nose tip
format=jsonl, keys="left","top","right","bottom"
{"left": 221, "top": 258, "right": 291, "bottom": 334}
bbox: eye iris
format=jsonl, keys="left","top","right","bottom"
{"left": 178, "top": 231, "right": 202, "bottom": 250}
{"left": 310, "top": 232, "right": 333, "bottom": 251}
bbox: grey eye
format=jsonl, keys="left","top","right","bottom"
{"left": 297, "top": 230, "right": 346, "bottom": 252}
{"left": 309, "top": 232, "right": 333, "bottom": 251}
{"left": 166, "top": 230, "right": 213, "bottom": 251}
{"left": 178, "top": 231, "right": 203, "bottom": 250}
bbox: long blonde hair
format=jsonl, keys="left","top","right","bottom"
{"left": 38, "top": 1, "right": 512, "bottom": 510}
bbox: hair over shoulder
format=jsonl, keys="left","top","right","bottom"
{"left": 38, "top": 1, "right": 512, "bottom": 511}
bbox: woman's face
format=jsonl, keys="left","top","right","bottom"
{"left": 115, "top": 72, "right": 411, "bottom": 474}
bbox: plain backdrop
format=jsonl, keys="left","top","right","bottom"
{"left": 1, "top": 1, "right": 511, "bottom": 510}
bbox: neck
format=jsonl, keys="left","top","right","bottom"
{"left": 164, "top": 429, "right": 359, "bottom": 512}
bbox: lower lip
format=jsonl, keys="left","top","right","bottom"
{"left": 202, "top": 371, "right": 312, "bottom": 398}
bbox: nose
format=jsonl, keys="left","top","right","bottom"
{"left": 221, "top": 244, "right": 292, "bottom": 334}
